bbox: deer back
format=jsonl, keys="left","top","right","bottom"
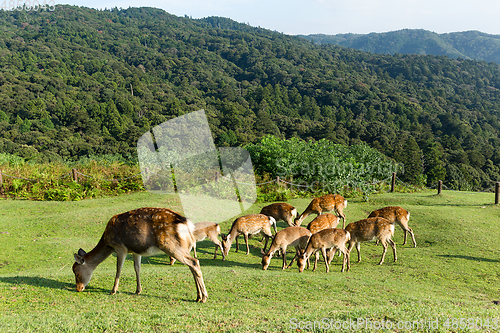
{"left": 345, "top": 217, "right": 394, "bottom": 243}
{"left": 306, "top": 213, "right": 340, "bottom": 234}
{"left": 192, "top": 221, "right": 220, "bottom": 242}
{"left": 368, "top": 206, "right": 409, "bottom": 224}
{"left": 308, "top": 228, "right": 350, "bottom": 250}
{"left": 102, "top": 207, "right": 195, "bottom": 253}
{"left": 260, "top": 203, "right": 297, "bottom": 225}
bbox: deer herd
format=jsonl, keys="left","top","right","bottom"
{"left": 72, "top": 194, "right": 415, "bottom": 303}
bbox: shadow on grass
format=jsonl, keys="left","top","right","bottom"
{"left": 437, "top": 254, "right": 499, "bottom": 263}
{"left": 0, "top": 275, "right": 76, "bottom": 291}
{"left": 0, "top": 276, "right": 199, "bottom": 302}
{"left": 139, "top": 239, "right": 267, "bottom": 269}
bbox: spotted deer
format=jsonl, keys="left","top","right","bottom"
{"left": 306, "top": 213, "right": 340, "bottom": 234}
{"left": 297, "top": 228, "right": 351, "bottom": 273}
{"left": 259, "top": 202, "right": 297, "bottom": 229}
{"left": 261, "top": 226, "right": 311, "bottom": 270}
{"left": 72, "top": 207, "right": 208, "bottom": 303}
{"left": 294, "top": 194, "right": 347, "bottom": 227}
{"left": 345, "top": 217, "right": 397, "bottom": 265}
{"left": 368, "top": 206, "right": 416, "bottom": 247}
{"left": 170, "top": 221, "right": 224, "bottom": 265}
{"left": 221, "top": 214, "right": 276, "bottom": 259}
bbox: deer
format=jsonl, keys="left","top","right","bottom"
{"left": 72, "top": 207, "right": 208, "bottom": 303}
{"left": 294, "top": 194, "right": 347, "bottom": 228}
{"left": 297, "top": 228, "right": 351, "bottom": 273}
{"left": 345, "top": 217, "right": 397, "bottom": 266}
{"left": 306, "top": 213, "right": 342, "bottom": 261}
{"left": 261, "top": 226, "right": 311, "bottom": 270}
{"left": 221, "top": 214, "right": 276, "bottom": 259}
{"left": 368, "top": 206, "right": 416, "bottom": 247}
{"left": 259, "top": 202, "right": 297, "bottom": 229}
{"left": 170, "top": 221, "right": 224, "bottom": 265}
{"left": 306, "top": 213, "right": 340, "bottom": 234}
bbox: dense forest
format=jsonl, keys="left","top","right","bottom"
{"left": 1, "top": 6, "right": 500, "bottom": 191}
{"left": 300, "top": 29, "right": 500, "bottom": 65}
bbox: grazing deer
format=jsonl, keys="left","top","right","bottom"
{"left": 345, "top": 217, "right": 396, "bottom": 266}
{"left": 72, "top": 207, "right": 208, "bottom": 303}
{"left": 170, "top": 221, "right": 224, "bottom": 265}
{"left": 261, "top": 226, "right": 311, "bottom": 270}
{"left": 368, "top": 206, "right": 416, "bottom": 247}
{"left": 294, "top": 194, "right": 347, "bottom": 227}
{"left": 297, "top": 228, "right": 350, "bottom": 273}
{"left": 221, "top": 214, "right": 276, "bottom": 259}
{"left": 260, "top": 202, "right": 297, "bottom": 229}
{"left": 306, "top": 213, "right": 340, "bottom": 234}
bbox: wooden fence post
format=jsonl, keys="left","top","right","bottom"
{"left": 495, "top": 182, "right": 500, "bottom": 205}
{"left": 0, "top": 169, "right": 3, "bottom": 195}
{"left": 72, "top": 169, "right": 78, "bottom": 183}
{"left": 437, "top": 180, "right": 442, "bottom": 195}
{"left": 391, "top": 172, "right": 396, "bottom": 193}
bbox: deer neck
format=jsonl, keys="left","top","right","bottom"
{"left": 84, "top": 237, "right": 115, "bottom": 268}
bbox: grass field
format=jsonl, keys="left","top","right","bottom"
{"left": 1, "top": 190, "right": 500, "bottom": 332}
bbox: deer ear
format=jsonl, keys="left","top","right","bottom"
{"left": 78, "top": 248, "right": 87, "bottom": 256}
{"left": 74, "top": 253, "right": 85, "bottom": 265}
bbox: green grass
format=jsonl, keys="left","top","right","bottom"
{"left": 1, "top": 190, "right": 500, "bottom": 332}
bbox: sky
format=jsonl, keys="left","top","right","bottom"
{"left": 59, "top": 0, "right": 500, "bottom": 36}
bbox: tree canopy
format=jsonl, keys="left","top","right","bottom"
{"left": 0, "top": 6, "right": 500, "bottom": 190}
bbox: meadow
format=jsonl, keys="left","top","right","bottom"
{"left": 1, "top": 190, "right": 499, "bottom": 332}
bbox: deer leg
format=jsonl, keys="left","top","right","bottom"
{"left": 312, "top": 251, "right": 319, "bottom": 272}
{"left": 327, "top": 248, "right": 338, "bottom": 264}
{"left": 340, "top": 247, "right": 349, "bottom": 272}
{"left": 177, "top": 254, "right": 208, "bottom": 303}
{"left": 132, "top": 253, "right": 142, "bottom": 294}
{"left": 378, "top": 240, "right": 388, "bottom": 265}
{"left": 112, "top": 251, "right": 127, "bottom": 295}
{"left": 287, "top": 248, "right": 300, "bottom": 269}
{"left": 321, "top": 248, "right": 329, "bottom": 273}
{"left": 389, "top": 238, "right": 397, "bottom": 262}
{"left": 355, "top": 242, "right": 361, "bottom": 263}
{"left": 244, "top": 234, "right": 250, "bottom": 255}
{"left": 261, "top": 229, "right": 272, "bottom": 254}
{"left": 408, "top": 227, "right": 417, "bottom": 248}
{"left": 281, "top": 246, "right": 288, "bottom": 270}
{"left": 192, "top": 242, "right": 197, "bottom": 258}
{"left": 210, "top": 236, "right": 223, "bottom": 259}
{"left": 235, "top": 235, "right": 239, "bottom": 253}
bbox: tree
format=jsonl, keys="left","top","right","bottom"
{"left": 399, "top": 136, "right": 424, "bottom": 185}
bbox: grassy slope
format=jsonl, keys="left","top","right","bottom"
{"left": 0, "top": 191, "right": 499, "bottom": 332}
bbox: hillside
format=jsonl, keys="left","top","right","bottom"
{"left": 1, "top": 6, "right": 500, "bottom": 191}
{"left": 300, "top": 29, "right": 500, "bottom": 65}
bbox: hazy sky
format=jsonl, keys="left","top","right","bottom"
{"left": 60, "top": 0, "right": 500, "bottom": 35}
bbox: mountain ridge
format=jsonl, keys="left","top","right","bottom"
{"left": 299, "top": 29, "right": 500, "bottom": 64}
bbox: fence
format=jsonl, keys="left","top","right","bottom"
{"left": 1, "top": 169, "right": 500, "bottom": 203}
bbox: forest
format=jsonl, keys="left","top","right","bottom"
{"left": 1, "top": 6, "right": 500, "bottom": 191}
{"left": 301, "top": 29, "right": 500, "bottom": 65}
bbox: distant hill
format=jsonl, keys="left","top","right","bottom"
{"left": 1, "top": 7, "right": 500, "bottom": 191}
{"left": 300, "top": 29, "right": 500, "bottom": 65}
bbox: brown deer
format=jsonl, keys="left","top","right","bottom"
{"left": 261, "top": 226, "right": 311, "bottom": 270}
{"left": 170, "top": 221, "right": 224, "bottom": 265}
{"left": 345, "top": 217, "right": 397, "bottom": 266}
{"left": 294, "top": 194, "right": 347, "bottom": 227}
{"left": 368, "top": 206, "right": 416, "bottom": 247}
{"left": 306, "top": 213, "right": 340, "bottom": 234}
{"left": 297, "top": 228, "right": 351, "bottom": 273}
{"left": 259, "top": 202, "right": 297, "bottom": 229}
{"left": 72, "top": 207, "right": 208, "bottom": 303}
{"left": 221, "top": 214, "right": 276, "bottom": 259}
